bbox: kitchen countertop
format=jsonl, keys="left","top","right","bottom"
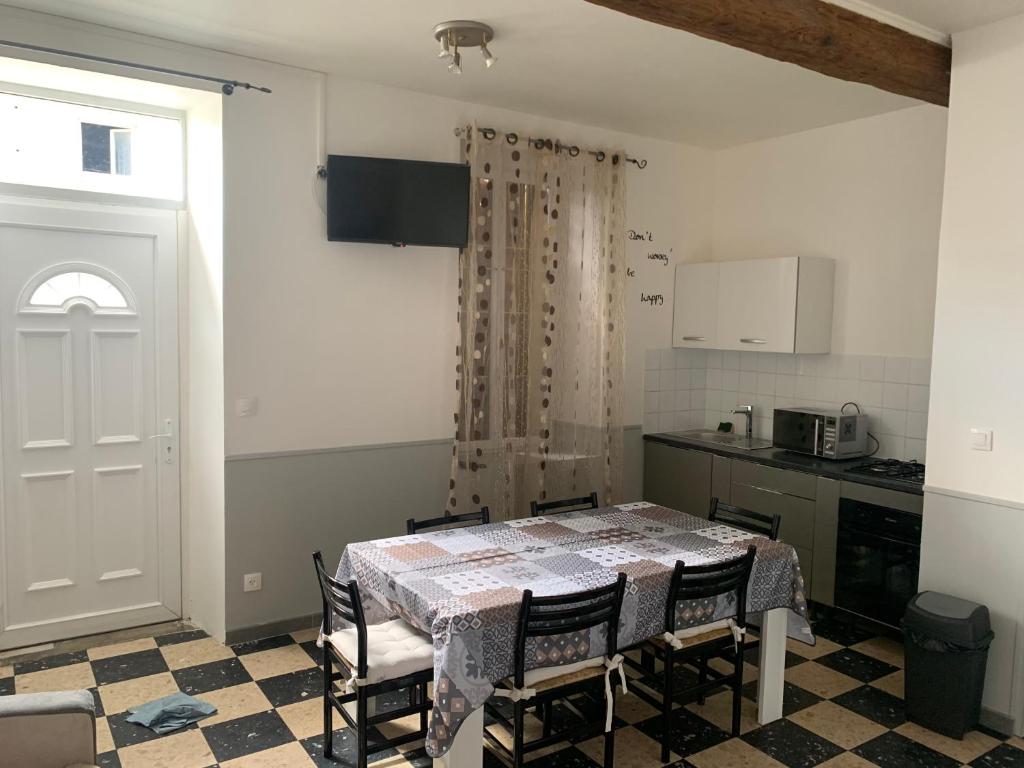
{"left": 644, "top": 432, "right": 924, "bottom": 496}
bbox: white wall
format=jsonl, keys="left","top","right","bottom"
{"left": 223, "top": 76, "right": 714, "bottom": 455}
{"left": 183, "top": 93, "right": 226, "bottom": 640}
{"left": 712, "top": 105, "right": 948, "bottom": 359}
{"left": 918, "top": 13, "right": 1024, "bottom": 732}
{"left": 924, "top": 16, "right": 1024, "bottom": 502}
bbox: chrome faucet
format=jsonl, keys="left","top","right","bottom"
{"left": 732, "top": 405, "right": 754, "bottom": 440}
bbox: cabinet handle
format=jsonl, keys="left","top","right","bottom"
{"left": 749, "top": 484, "right": 784, "bottom": 496}
{"left": 740, "top": 338, "right": 768, "bottom": 344}
{"left": 682, "top": 336, "right": 707, "bottom": 342}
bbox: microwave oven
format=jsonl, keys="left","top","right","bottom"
{"left": 772, "top": 407, "right": 869, "bottom": 460}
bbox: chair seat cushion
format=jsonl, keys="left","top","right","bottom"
{"left": 521, "top": 656, "right": 606, "bottom": 691}
{"left": 327, "top": 619, "right": 433, "bottom": 684}
{"left": 651, "top": 619, "right": 736, "bottom": 650}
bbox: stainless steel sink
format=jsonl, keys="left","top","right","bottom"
{"left": 672, "top": 429, "right": 773, "bottom": 451}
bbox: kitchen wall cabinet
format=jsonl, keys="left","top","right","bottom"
{"left": 643, "top": 442, "right": 712, "bottom": 518}
{"left": 672, "top": 262, "right": 719, "bottom": 348}
{"left": 672, "top": 256, "right": 834, "bottom": 354}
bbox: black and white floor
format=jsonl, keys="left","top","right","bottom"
{"left": 1, "top": 615, "right": 1020, "bottom": 767}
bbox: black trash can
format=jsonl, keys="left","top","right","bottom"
{"left": 902, "top": 591, "right": 994, "bottom": 739}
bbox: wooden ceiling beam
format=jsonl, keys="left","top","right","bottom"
{"left": 583, "top": 0, "right": 951, "bottom": 106}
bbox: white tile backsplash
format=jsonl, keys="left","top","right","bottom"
{"left": 859, "top": 355, "right": 885, "bottom": 382}
{"left": 882, "top": 382, "right": 909, "bottom": 410}
{"left": 884, "top": 356, "right": 911, "bottom": 384}
{"left": 907, "top": 385, "right": 930, "bottom": 413}
{"left": 642, "top": 348, "right": 932, "bottom": 462}
{"left": 904, "top": 438, "right": 927, "bottom": 462}
{"left": 906, "top": 411, "right": 928, "bottom": 440}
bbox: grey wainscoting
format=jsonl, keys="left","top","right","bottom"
{"left": 223, "top": 426, "right": 644, "bottom": 640}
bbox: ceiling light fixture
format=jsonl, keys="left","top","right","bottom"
{"left": 433, "top": 21, "right": 496, "bottom": 73}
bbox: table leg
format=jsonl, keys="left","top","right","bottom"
{"left": 757, "top": 606, "right": 787, "bottom": 724}
{"left": 433, "top": 705, "right": 484, "bottom": 768}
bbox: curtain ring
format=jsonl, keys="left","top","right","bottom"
{"left": 611, "top": 153, "right": 621, "bottom": 165}
{"left": 592, "top": 150, "right": 606, "bottom": 162}
{"left": 506, "top": 132, "right": 518, "bottom": 145}
{"left": 569, "top": 145, "right": 580, "bottom": 157}
{"left": 532, "top": 138, "right": 546, "bottom": 150}
{"left": 481, "top": 127, "right": 496, "bottom": 141}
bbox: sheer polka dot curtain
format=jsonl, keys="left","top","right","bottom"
{"left": 447, "top": 124, "right": 626, "bottom": 521}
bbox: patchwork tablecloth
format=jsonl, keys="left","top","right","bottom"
{"left": 335, "top": 501, "right": 811, "bottom": 757}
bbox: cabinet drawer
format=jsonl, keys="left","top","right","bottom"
{"left": 730, "top": 482, "right": 815, "bottom": 550}
{"left": 731, "top": 461, "right": 816, "bottom": 500}
{"left": 643, "top": 443, "right": 712, "bottom": 519}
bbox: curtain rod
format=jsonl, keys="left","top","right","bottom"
{"left": 454, "top": 125, "right": 647, "bottom": 169}
{"left": 0, "top": 38, "right": 272, "bottom": 95}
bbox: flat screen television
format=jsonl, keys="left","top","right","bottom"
{"left": 326, "top": 155, "right": 470, "bottom": 247}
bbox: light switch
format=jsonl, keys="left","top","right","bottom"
{"left": 236, "top": 396, "right": 258, "bottom": 418}
{"left": 970, "top": 428, "right": 993, "bottom": 451}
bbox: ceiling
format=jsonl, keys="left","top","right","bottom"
{"left": 3, "top": 0, "right": 1020, "bottom": 148}
{"left": 859, "top": 0, "right": 1024, "bottom": 34}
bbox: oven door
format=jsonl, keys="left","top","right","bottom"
{"left": 772, "top": 410, "right": 824, "bottom": 456}
{"left": 834, "top": 500, "right": 921, "bottom": 629}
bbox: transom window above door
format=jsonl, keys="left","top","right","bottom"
{"left": 20, "top": 266, "right": 136, "bottom": 315}
{"left": 0, "top": 89, "right": 184, "bottom": 202}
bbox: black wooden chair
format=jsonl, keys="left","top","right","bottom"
{"left": 484, "top": 574, "right": 628, "bottom": 768}
{"left": 406, "top": 506, "right": 490, "bottom": 535}
{"left": 625, "top": 547, "right": 756, "bottom": 762}
{"left": 708, "top": 497, "right": 781, "bottom": 540}
{"left": 529, "top": 491, "right": 599, "bottom": 517}
{"left": 707, "top": 498, "right": 779, "bottom": 661}
{"left": 312, "top": 552, "right": 434, "bottom": 768}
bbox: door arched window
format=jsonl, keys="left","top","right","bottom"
{"left": 19, "top": 264, "right": 136, "bottom": 315}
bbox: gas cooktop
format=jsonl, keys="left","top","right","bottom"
{"left": 845, "top": 458, "right": 925, "bottom": 486}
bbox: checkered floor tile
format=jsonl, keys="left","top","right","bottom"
{"left": 2, "top": 614, "right": 1022, "bottom": 767}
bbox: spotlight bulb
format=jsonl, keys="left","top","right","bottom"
{"left": 437, "top": 35, "right": 450, "bottom": 58}
{"left": 448, "top": 50, "right": 462, "bottom": 74}
{"left": 480, "top": 43, "right": 496, "bottom": 68}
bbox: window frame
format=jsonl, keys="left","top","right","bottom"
{"left": 0, "top": 81, "right": 187, "bottom": 210}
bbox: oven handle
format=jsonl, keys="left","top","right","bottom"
{"left": 838, "top": 530, "right": 922, "bottom": 548}
{"left": 813, "top": 417, "right": 820, "bottom": 456}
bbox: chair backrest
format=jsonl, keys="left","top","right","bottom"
{"left": 665, "top": 545, "right": 757, "bottom": 634}
{"left": 406, "top": 506, "right": 491, "bottom": 535}
{"left": 513, "top": 573, "right": 627, "bottom": 688}
{"left": 312, "top": 551, "right": 368, "bottom": 677}
{"left": 529, "top": 491, "right": 600, "bottom": 517}
{"left": 708, "top": 497, "right": 781, "bottom": 541}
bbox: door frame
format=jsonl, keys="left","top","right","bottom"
{"left": 0, "top": 196, "right": 182, "bottom": 649}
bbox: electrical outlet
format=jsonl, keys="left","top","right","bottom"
{"left": 243, "top": 572, "right": 262, "bottom": 592}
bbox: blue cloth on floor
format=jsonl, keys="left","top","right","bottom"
{"left": 125, "top": 692, "right": 217, "bottom": 734}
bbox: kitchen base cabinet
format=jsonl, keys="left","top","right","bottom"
{"left": 811, "top": 478, "right": 840, "bottom": 606}
{"left": 730, "top": 462, "right": 818, "bottom": 598}
{"left": 711, "top": 454, "right": 731, "bottom": 505}
{"left": 643, "top": 442, "right": 712, "bottom": 518}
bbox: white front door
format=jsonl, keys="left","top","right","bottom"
{"left": 0, "top": 198, "right": 180, "bottom": 650}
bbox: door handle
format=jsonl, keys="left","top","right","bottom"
{"left": 682, "top": 336, "right": 707, "bottom": 342}
{"left": 740, "top": 338, "right": 768, "bottom": 344}
{"left": 148, "top": 419, "right": 175, "bottom": 464}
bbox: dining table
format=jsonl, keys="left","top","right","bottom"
{"left": 334, "top": 500, "right": 813, "bottom": 768}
